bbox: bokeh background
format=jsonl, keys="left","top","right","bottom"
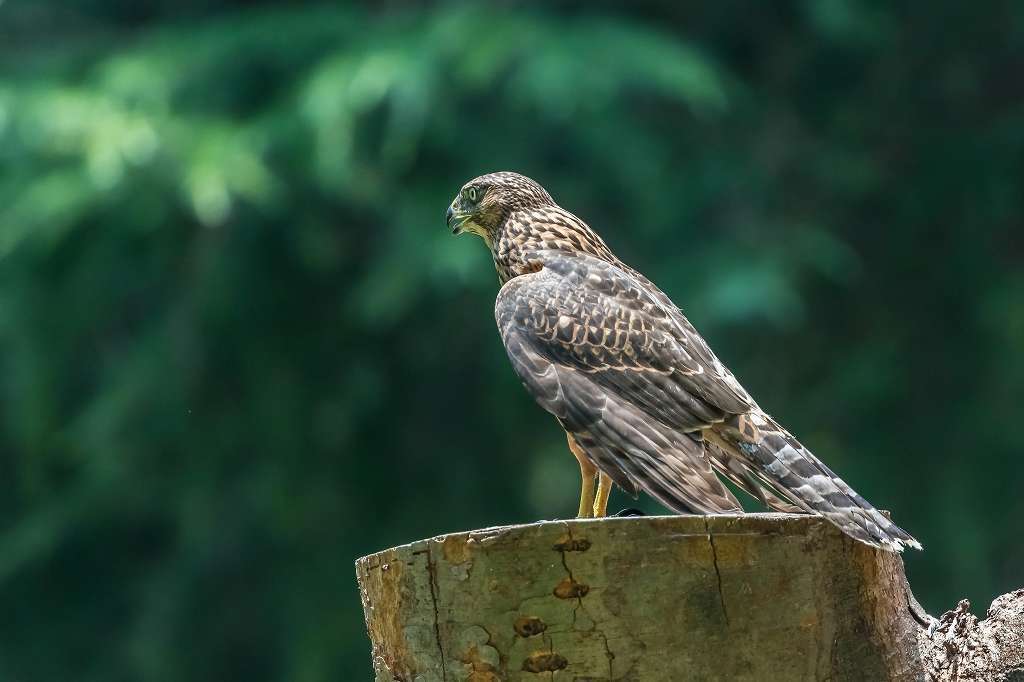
{"left": 2, "top": 1, "right": 1022, "bottom": 679}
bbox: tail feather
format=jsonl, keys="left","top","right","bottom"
{"left": 713, "top": 414, "right": 921, "bottom": 552}
{"left": 704, "top": 437, "right": 803, "bottom": 513}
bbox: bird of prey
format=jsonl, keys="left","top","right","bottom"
{"left": 446, "top": 171, "right": 920, "bottom": 552}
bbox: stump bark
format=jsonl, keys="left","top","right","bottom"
{"left": 355, "top": 514, "right": 1023, "bottom": 681}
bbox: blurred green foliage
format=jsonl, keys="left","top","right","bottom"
{"left": 1, "top": 1, "right": 1022, "bottom": 679}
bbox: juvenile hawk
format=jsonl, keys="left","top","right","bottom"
{"left": 447, "top": 171, "right": 920, "bottom": 552}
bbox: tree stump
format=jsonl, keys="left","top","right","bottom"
{"left": 355, "top": 514, "right": 1023, "bottom": 681}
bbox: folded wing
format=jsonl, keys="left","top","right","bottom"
{"left": 495, "top": 250, "right": 746, "bottom": 514}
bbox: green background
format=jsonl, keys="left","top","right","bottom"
{"left": 2, "top": 1, "right": 1022, "bottom": 679}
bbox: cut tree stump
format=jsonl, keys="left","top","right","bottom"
{"left": 355, "top": 514, "right": 1023, "bottom": 681}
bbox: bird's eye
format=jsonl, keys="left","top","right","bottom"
{"left": 466, "top": 187, "right": 479, "bottom": 203}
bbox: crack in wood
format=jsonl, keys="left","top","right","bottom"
{"left": 559, "top": 522, "right": 618, "bottom": 679}
{"left": 597, "top": 627, "right": 615, "bottom": 680}
{"left": 557, "top": 522, "right": 587, "bottom": 630}
{"left": 704, "top": 517, "right": 730, "bottom": 627}
{"left": 421, "top": 546, "right": 448, "bottom": 681}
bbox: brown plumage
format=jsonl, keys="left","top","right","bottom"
{"left": 447, "top": 171, "right": 920, "bottom": 552}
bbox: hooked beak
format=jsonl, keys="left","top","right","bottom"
{"left": 446, "top": 204, "right": 468, "bottom": 235}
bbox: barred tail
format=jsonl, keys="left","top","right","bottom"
{"left": 718, "top": 415, "right": 921, "bottom": 552}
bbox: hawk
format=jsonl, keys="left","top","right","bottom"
{"left": 447, "top": 171, "right": 920, "bottom": 552}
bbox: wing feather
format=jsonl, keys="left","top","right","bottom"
{"left": 496, "top": 251, "right": 744, "bottom": 514}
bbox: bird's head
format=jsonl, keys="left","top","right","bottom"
{"left": 447, "top": 172, "right": 554, "bottom": 244}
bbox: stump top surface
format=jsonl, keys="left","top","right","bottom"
{"left": 356, "top": 512, "right": 834, "bottom": 564}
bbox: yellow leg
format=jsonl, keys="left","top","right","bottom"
{"left": 593, "top": 472, "right": 612, "bottom": 517}
{"left": 567, "top": 433, "right": 597, "bottom": 519}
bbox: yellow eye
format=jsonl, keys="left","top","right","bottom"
{"left": 466, "top": 187, "right": 478, "bottom": 202}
